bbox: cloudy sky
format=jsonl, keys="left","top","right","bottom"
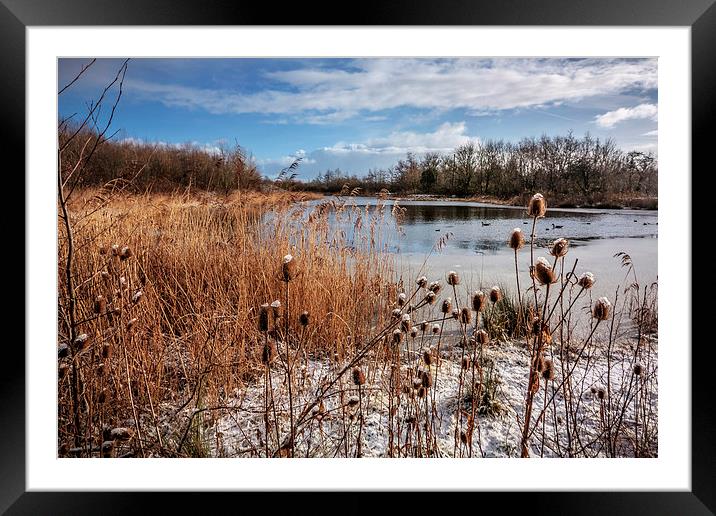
{"left": 58, "top": 58, "right": 658, "bottom": 180}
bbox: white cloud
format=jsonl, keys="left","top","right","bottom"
{"left": 642, "top": 129, "right": 658, "bottom": 137}
{"left": 127, "top": 58, "right": 657, "bottom": 123}
{"left": 257, "top": 149, "right": 316, "bottom": 171}
{"left": 594, "top": 103, "right": 658, "bottom": 128}
{"left": 322, "top": 122, "right": 477, "bottom": 156}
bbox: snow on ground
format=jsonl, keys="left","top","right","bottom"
{"left": 189, "top": 330, "right": 657, "bottom": 458}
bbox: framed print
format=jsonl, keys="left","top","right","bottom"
{"left": 7, "top": 0, "right": 713, "bottom": 513}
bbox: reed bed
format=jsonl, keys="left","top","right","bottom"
{"left": 57, "top": 189, "right": 657, "bottom": 458}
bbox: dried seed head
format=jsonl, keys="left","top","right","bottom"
{"left": 94, "top": 295, "right": 106, "bottom": 314}
{"left": 475, "top": 329, "right": 489, "bottom": 345}
{"left": 489, "top": 286, "right": 502, "bottom": 304}
{"left": 593, "top": 297, "right": 612, "bottom": 321}
{"left": 58, "top": 344, "right": 69, "bottom": 359}
{"left": 119, "top": 246, "right": 132, "bottom": 261}
{"left": 416, "top": 276, "right": 428, "bottom": 288}
{"left": 578, "top": 272, "right": 595, "bottom": 289}
{"left": 412, "top": 377, "right": 422, "bottom": 390}
{"left": 590, "top": 386, "right": 598, "bottom": 394}
{"left": 401, "top": 314, "right": 411, "bottom": 333}
{"left": 451, "top": 309, "right": 460, "bottom": 320}
{"left": 101, "top": 440, "right": 114, "bottom": 457}
{"left": 633, "top": 363, "right": 643, "bottom": 376}
{"left": 441, "top": 298, "right": 452, "bottom": 314}
{"left": 299, "top": 310, "right": 310, "bottom": 326}
{"left": 428, "top": 281, "right": 441, "bottom": 294}
{"left": 102, "top": 342, "right": 111, "bottom": 359}
{"left": 392, "top": 308, "right": 402, "bottom": 320}
{"left": 111, "top": 244, "right": 120, "bottom": 256}
{"left": 419, "top": 320, "right": 428, "bottom": 332}
{"left": 270, "top": 300, "right": 282, "bottom": 320}
{"left": 58, "top": 363, "right": 69, "bottom": 379}
{"left": 99, "top": 245, "right": 108, "bottom": 256}
{"left": 423, "top": 349, "right": 432, "bottom": 365}
{"left": 534, "top": 257, "right": 557, "bottom": 285}
{"left": 460, "top": 307, "right": 472, "bottom": 324}
{"left": 281, "top": 254, "right": 297, "bottom": 282}
{"left": 261, "top": 340, "right": 277, "bottom": 365}
{"left": 447, "top": 271, "right": 460, "bottom": 286}
{"left": 460, "top": 431, "right": 467, "bottom": 444}
{"left": 131, "top": 290, "right": 143, "bottom": 304}
{"left": 98, "top": 389, "right": 107, "bottom": 404}
{"left": 597, "top": 387, "right": 606, "bottom": 400}
{"left": 259, "top": 303, "right": 271, "bottom": 332}
{"left": 431, "top": 323, "right": 440, "bottom": 334}
{"left": 542, "top": 359, "right": 555, "bottom": 381}
{"left": 528, "top": 193, "right": 546, "bottom": 218}
{"left": 110, "top": 427, "right": 134, "bottom": 441}
{"left": 426, "top": 291, "right": 437, "bottom": 305}
{"left": 347, "top": 395, "right": 360, "bottom": 408}
{"left": 73, "top": 333, "right": 89, "bottom": 350}
{"left": 461, "top": 356, "right": 470, "bottom": 370}
{"left": 392, "top": 328, "right": 403, "bottom": 344}
{"left": 417, "top": 386, "right": 426, "bottom": 398}
{"left": 550, "top": 238, "right": 569, "bottom": 258}
{"left": 410, "top": 326, "right": 418, "bottom": 338}
{"left": 397, "top": 292, "right": 407, "bottom": 307}
{"left": 352, "top": 367, "right": 366, "bottom": 386}
{"left": 101, "top": 270, "right": 110, "bottom": 281}
{"left": 96, "top": 362, "right": 105, "bottom": 377}
{"left": 472, "top": 291, "right": 486, "bottom": 312}
{"left": 509, "top": 228, "right": 525, "bottom": 250}
{"left": 421, "top": 370, "right": 433, "bottom": 389}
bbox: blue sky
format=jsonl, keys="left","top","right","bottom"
{"left": 58, "top": 58, "right": 658, "bottom": 180}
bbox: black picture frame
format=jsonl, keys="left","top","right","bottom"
{"left": 5, "top": 0, "right": 711, "bottom": 513}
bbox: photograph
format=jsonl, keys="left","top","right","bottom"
{"left": 56, "top": 56, "right": 659, "bottom": 459}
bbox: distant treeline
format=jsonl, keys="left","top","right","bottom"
{"left": 60, "top": 126, "right": 657, "bottom": 207}
{"left": 59, "top": 126, "right": 265, "bottom": 192}
{"left": 304, "top": 134, "right": 657, "bottom": 208}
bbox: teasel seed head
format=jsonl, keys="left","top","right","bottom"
{"left": 101, "top": 270, "right": 110, "bottom": 281}
{"left": 259, "top": 303, "right": 270, "bottom": 332}
{"left": 550, "top": 238, "right": 569, "bottom": 258}
{"left": 534, "top": 257, "right": 557, "bottom": 285}
{"left": 460, "top": 430, "right": 467, "bottom": 445}
{"left": 432, "top": 323, "right": 440, "bottom": 334}
{"left": 281, "top": 254, "right": 296, "bottom": 282}
{"left": 489, "top": 286, "right": 502, "bottom": 304}
{"left": 528, "top": 193, "right": 546, "bottom": 218}
{"left": 94, "top": 295, "right": 106, "bottom": 314}
{"left": 392, "top": 308, "right": 402, "bottom": 320}
{"left": 416, "top": 276, "right": 428, "bottom": 288}
{"left": 472, "top": 291, "right": 486, "bottom": 312}
{"left": 412, "top": 377, "right": 422, "bottom": 390}
{"left": 119, "top": 246, "right": 132, "bottom": 261}
{"left": 111, "top": 244, "right": 120, "bottom": 256}
{"left": 347, "top": 395, "right": 360, "bottom": 408}
{"left": 96, "top": 362, "right": 105, "bottom": 377}
{"left": 102, "top": 342, "right": 111, "bottom": 359}
{"left": 426, "top": 291, "right": 437, "bottom": 305}
{"left": 423, "top": 349, "right": 432, "bottom": 366}
{"left": 542, "top": 359, "right": 555, "bottom": 381}
{"left": 270, "top": 300, "right": 282, "bottom": 320}
{"left": 475, "top": 329, "right": 489, "bottom": 345}
{"left": 441, "top": 298, "right": 452, "bottom": 314}
{"left": 460, "top": 307, "right": 472, "bottom": 324}
{"left": 590, "top": 386, "right": 598, "bottom": 395}
{"left": 397, "top": 292, "right": 407, "bottom": 307}
{"left": 410, "top": 326, "right": 418, "bottom": 339}
{"left": 261, "top": 340, "right": 277, "bottom": 365}
{"left": 299, "top": 310, "right": 310, "bottom": 326}
{"left": 428, "top": 281, "right": 441, "bottom": 294}
{"left": 509, "top": 228, "right": 525, "bottom": 250}
{"left": 578, "top": 272, "right": 595, "bottom": 289}
{"left": 421, "top": 370, "right": 433, "bottom": 389}
{"left": 101, "top": 440, "right": 114, "bottom": 458}
{"left": 58, "top": 344, "right": 69, "bottom": 359}
{"left": 110, "top": 427, "right": 134, "bottom": 441}
{"left": 633, "top": 363, "right": 643, "bottom": 376}
{"left": 392, "top": 328, "right": 403, "bottom": 344}
{"left": 447, "top": 270, "right": 460, "bottom": 286}
{"left": 597, "top": 387, "right": 606, "bottom": 400}
{"left": 401, "top": 314, "right": 411, "bottom": 333}
{"left": 417, "top": 386, "right": 426, "bottom": 398}
{"left": 73, "top": 333, "right": 89, "bottom": 351}
{"left": 420, "top": 320, "right": 428, "bottom": 332}
{"left": 58, "top": 363, "right": 69, "bottom": 379}
{"left": 131, "top": 290, "right": 143, "bottom": 304}
{"left": 592, "top": 297, "right": 612, "bottom": 321}
{"left": 98, "top": 389, "right": 107, "bottom": 404}
{"left": 99, "top": 244, "right": 108, "bottom": 256}
{"left": 352, "top": 367, "right": 366, "bottom": 386}
{"left": 452, "top": 309, "right": 460, "bottom": 320}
